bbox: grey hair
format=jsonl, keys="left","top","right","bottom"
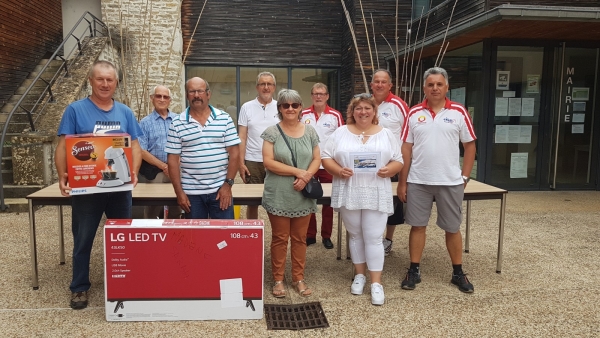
{"left": 276, "top": 89, "right": 303, "bottom": 120}
{"left": 311, "top": 82, "right": 328, "bottom": 94}
{"left": 256, "top": 71, "right": 276, "bottom": 86}
{"left": 423, "top": 67, "right": 449, "bottom": 85}
{"left": 88, "top": 60, "right": 119, "bottom": 80}
{"left": 371, "top": 69, "right": 393, "bottom": 82}
{"left": 151, "top": 85, "right": 172, "bottom": 97}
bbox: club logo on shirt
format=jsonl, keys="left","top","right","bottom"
{"left": 417, "top": 116, "right": 426, "bottom": 123}
{"left": 381, "top": 108, "right": 392, "bottom": 119}
{"left": 322, "top": 122, "right": 332, "bottom": 128}
{"left": 443, "top": 117, "right": 456, "bottom": 124}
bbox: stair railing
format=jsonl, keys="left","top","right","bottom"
{"left": 0, "top": 11, "right": 108, "bottom": 211}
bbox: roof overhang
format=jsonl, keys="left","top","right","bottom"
{"left": 388, "top": 4, "right": 600, "bottom": 60}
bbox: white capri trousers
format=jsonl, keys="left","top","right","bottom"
{"left": 340, "top": 207, "right": 388, "bottom": 271}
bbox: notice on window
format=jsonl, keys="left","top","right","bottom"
{"left": 572, "top": 114, "right": 585, "bottom": 123}
{"left": 495, "top": 125, "right": 509, "bottom": 143}
{"left": 572, "top": 124, "right": 584, "bottom": 134}
{"left": 521, "top": 98, "right": 535, "bottom": 117}
{"left": 502, "top": 91, "right": 516, "bottom": 98}
{"left": 510, "top": 153, "right": 528, "bottom": 179}
{"left": 518, "top": 125, "right": 532, "bottom": 144}
{"left": 495, "top": 98, "right": 508, "bottom": 116}
{"left": 451, "top": 87, "right": 466, "bottom": 106}
{"left": 508, "top": 98, "right": 522, "bottom": 116}
{"left": 573, "top": 102, "right": 586, "bottom": 112}
{"left": 495, "top": 125, "right": 532, "bottom": 144}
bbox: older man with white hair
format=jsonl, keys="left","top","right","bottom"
{"left": 137, "top": 85, "right": 181, "bottom": 219}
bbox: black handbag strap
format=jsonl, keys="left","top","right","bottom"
{"left": 276, "top": 124, "right": 298, "bottom": 168}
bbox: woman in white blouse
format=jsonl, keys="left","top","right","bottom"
{"left": 321, "top": 94, "right": 403, "bottom": 305}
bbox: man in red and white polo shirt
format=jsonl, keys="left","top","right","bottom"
{"left": 300, "top": 83, "right": 344, "bottom": 249}
{"left": 371, "top": 69, "right": 409, "bottom": 255}
{"left": 398, "top": 67, "right": 476, "bottom": 293}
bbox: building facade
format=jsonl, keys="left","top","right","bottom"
{"left": 54, "top": 0, "right": 600, "bottom": 191}
{"left": 394, "top": 0, "right": 600, "bottom": 191}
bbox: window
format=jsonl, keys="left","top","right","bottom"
{"left": 412, "top": 0, "right": 445, "bottom": 20}
{"left": 185, "top": 66, "right": 339, "bottom": 125}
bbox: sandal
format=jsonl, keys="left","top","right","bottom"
{"left": 272, "top": 281, "right": 286, "bottom": 298}
{"left": 292, "top": 280, "right": 312, "bottom": 297}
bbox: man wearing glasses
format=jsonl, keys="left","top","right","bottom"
{"left": 137, "top": 85, "right": 181, "bottom": 218}
{"left": 370, "top": 69, "right": 409, "bottom": 256}
{"left": 166, "top": 77, "right": 240, "bottom": 219}
{"left": 300, "top": 83, "right": 344, "bottom": 249}
{"left": 238, "top": 71, "right": 280, "bottom": 219}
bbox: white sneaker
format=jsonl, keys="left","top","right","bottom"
{"left": 351, "top": 274, "right": 366, "bottom": 295}
{"left": 371, "top": 283, "right": 385, "bottom": 305}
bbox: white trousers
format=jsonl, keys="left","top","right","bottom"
{"left": 340, "top": 207, "right": 388, "bottom": 271}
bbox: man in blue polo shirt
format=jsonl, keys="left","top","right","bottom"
{"left": 165, "top": 77, "right": 241, "bottom": 219}
{"left": 138, "top": 85, "right": 181, "bottom": 218}
{"left": 55, "top": 60, "right": 142, "bottom": 310}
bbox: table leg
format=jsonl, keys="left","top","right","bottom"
{"left": 58, "top": 206, "right": 65, "bottom": 265}
{"left": 336, "top": 215, "right": 342, "bottom": 260}
{"left": 28, "top": 200, "right": 39, "bottom": 290}
{"left": 346, "top": 230, "right": 350, "bottom": 260}
{"left": 465, "top": 200, "right": 471, "bottom": 253}
{"left": 496, "top": 193, "right": 507, "bottom": 273}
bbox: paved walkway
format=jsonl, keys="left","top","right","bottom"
{"left": 1, "top": 191, "right": 599, "bottom": 337}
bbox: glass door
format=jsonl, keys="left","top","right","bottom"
{"left": 550, "top": 46, "right": 598, "bottom": 189}
{"left": 489, "top": 46, "right": 545, "bottom": 189}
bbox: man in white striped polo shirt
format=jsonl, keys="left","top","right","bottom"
{"left": 166, "top": 77, "right": 241, "bottom": 219}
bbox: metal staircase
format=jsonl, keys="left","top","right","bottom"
{"left": 0, "top": 12, "right": 108, "bottom": 211}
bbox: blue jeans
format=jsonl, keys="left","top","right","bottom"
{"left": 186, "top": 192, "right": 234, "bottom": 219}
{"left": 70, "top": 191, "right": 132, "bottom": 292}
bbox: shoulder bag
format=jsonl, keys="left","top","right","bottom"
{"left": 275, "top": 124, "right": 323, "bottom": 199}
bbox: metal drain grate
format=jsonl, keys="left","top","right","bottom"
{"left": 264, "top": 302, "right": 329, "bottom": 330}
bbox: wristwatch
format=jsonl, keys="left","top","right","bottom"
{"left": 225, "top": 178, "right": 235, "bottom": 186}
{"left": 462, "top": 175, "right": 470, "bottom": 183}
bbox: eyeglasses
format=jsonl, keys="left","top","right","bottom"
{"left": 311, "top": 92, "right": 328, "bottom": 97}
{"left": 187, "top": 89, "right": 208, "bottom": 95}
{"left": 354, "top": 93, "right": 373, "bottom": 98}
{"left": 152, "top": 94, "right": 171, "bottom": 100}
{"left": 280, "top": 103, "right": 301, "bottom": 109}
{"left": 257, "top": 83, "right": 275, "bottom": 88}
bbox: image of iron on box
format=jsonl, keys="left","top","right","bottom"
{"left": 66, "top": 133, "right": 134, "bottom": 195}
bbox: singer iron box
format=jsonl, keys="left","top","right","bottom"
{"left": 104, "top": 219, "right": 264, "bottom": 321}
{"left": 65, "top": 133, "right": 134, "bottom": 195}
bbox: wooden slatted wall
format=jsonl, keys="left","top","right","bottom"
{"left": 489, "top": 0, "right": 600, "bottom": 8}
{"left": 181, "top": 0, "right": 343, "bottom": 67}
{"left": 0, "top": 0, "right": 63, "bottom": 105}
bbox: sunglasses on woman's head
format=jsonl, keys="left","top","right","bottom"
{"left": 354, "top": 93, "right": 373, "bottom": 98}
{"left": 280, "top": 103, "right": 301, "bottom": 109}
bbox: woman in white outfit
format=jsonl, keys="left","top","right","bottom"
{"left": 321, "top": 94, "right": 403, "bottom": 305}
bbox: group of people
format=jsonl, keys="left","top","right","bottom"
{"left": 55, "top": 60, "right": 476, "bottom": 310}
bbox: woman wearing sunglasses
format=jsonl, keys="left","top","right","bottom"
{"left": 321, "top": 94, "right": 403, "bottom": 305}
{"left": 261, "top": 89, "right": 321, "bottom": 298}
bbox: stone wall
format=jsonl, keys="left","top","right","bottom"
{"left": 100, "top": 0, "right": 184, "bottom": 117}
